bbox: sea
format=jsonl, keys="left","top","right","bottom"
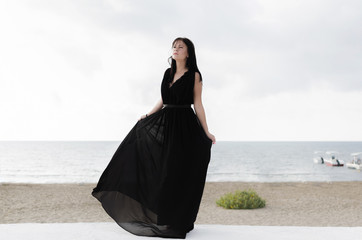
{"left": 0, "top": 141, "right": 361, "bottom": 184}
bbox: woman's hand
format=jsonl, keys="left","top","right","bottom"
{"left": 138, "top": 114, "right": 147, "bottom": 121}
{"left": 206, "top": 132, "right": 216, "bottom": 144}
{"left": 138, "top": 98, "right": 163, "bottom": 121}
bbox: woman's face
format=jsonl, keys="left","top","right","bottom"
{"left": 172, "top": 40, "right": 188, "bottom": 61}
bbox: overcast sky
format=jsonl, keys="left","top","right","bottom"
{"left": 1, "top": 0, "right": 361, "bottom": 141}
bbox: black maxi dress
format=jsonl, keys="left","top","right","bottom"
{"left": 92, "top": 67, "right": 212, "bottom": 239}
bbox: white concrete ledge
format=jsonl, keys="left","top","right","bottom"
{"left": 1, "top": 223, "right": 361, "bottom": 240}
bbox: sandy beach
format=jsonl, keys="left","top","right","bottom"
{"left": 1, "top": 182, "right": 362, "bottom": 226}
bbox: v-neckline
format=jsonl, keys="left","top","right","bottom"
{"left": 169, "top": 70, "right": 189, "bottom": 89}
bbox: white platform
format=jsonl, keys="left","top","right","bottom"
{"left": 1, "top": 223, "right": 361, "bottom": 240}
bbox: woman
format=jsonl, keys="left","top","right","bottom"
{"left": 92, "top": 37, "right": 215, "bottom": 239}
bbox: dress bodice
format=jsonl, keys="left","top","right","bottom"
{"left": 161, "top": 68, "right": 195, "bottom": 104}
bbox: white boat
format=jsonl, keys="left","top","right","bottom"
{"left": 346, "top": 152, "right": 362, "bottom": 170}
{"left": 324, "top": 151, "right": 344, "bottom": 167}
{"left": 313, "top": 151, "right": 325, "bottom": 164}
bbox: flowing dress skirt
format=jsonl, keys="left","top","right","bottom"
{"left": 92, "top": 105, "right": 212, "bottom": 238}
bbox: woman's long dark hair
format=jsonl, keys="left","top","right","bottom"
{"left": 168, "top": 37, "right": 203, "bottom": 82}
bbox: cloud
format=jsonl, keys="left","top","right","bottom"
{"left": 12, "top": 0, "right": 362, "bottom": 96}
{"left": 0, "top": 0, "right": 361, "bottom": 140}
{"left": 196, "top": 0, "right": 362, "bottom": 96}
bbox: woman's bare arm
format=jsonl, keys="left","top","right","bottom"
{"left": 193, "top": 72, "right": 216, "bottom": 144}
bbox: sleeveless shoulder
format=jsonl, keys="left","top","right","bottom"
{"left": 164, "top": 67, "right": 171, "bottom": 77}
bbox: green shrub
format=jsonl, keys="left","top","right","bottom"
{"left": 216, "top": 189, "right": 266, "bottom": 209}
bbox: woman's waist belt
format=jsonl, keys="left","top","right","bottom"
{"left": 163, "top": 104, "right": 191, "bottom": 108}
